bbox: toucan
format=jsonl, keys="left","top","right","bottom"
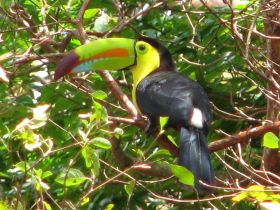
{"left": 54, "top": 36, "right": 215, "bottom": 194}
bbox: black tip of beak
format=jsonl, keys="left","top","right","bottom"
{"left": 54, "top": 52, "right": 79, "bottom": 81}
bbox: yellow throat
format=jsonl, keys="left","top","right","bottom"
{"left": 129, "top": 41, "right": 160, "bottom": 111}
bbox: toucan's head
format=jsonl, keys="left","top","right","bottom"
{"left": 54, "top": 36, "right": 176, "bottom": 83}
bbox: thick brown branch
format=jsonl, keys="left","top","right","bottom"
{"left": 155, "top": 121, "right": 280, "bottom": 157}
{"left": 209, "top": 121, "right": 280, "bottom": 152}
{"left": 263, "top": 1, "right": 280, "bottom": 175}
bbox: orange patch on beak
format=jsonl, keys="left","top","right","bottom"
{"left": 91, "top": 48, "right": 129, "bottom": 59}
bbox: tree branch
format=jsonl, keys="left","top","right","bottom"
{"left": 70, "top": 0, "right": 91, "bottom": 44}
{"left": 158, "top": 121, "right": 280, "bottom": 155}
{"left": 209, "top": 121, "right": 280, "bottom": 152}
{"left": 109, "top": 115, "right": 280, "bottom": 156}
{"left": 105, "top": 1, "right": 164, "bottom": 36}
{"left": 262, "top": 0, "right": 280, "bottom": 176}
{"left": 155, "top": 121, "right": 280, "bottom": 157}
{"left": 8, "top": 3, "right": 55, "bottom": 53}
{"left": 98, "top": 70, "right": 139, "bottom": 119}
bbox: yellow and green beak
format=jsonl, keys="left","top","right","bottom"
{"left": 54, "top": 38, "right": 136, "bottom": 81}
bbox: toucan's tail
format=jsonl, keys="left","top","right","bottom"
{"left": 179, "top": 127, "right": 215, "bottom": 194}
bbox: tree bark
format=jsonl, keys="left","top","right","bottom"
{"left": 262, "top": 0, "right": 280, "bottom": 177}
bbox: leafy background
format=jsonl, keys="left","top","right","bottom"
{"left": 0, "top": 0, "right": 279, "bottom": 209}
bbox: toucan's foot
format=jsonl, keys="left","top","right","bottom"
{"left": 144, "top": 118, "right": 158, "bottom": 136}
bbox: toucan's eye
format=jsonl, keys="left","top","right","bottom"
{"left": 136, "top": 42, "right": 149, "bottom": 55}
{"left": 138, "top": 44, "right": 146, "bottom": 51}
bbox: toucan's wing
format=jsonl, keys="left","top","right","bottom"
{"left": 136, "top": 71, "right": 211, "bottom": 130}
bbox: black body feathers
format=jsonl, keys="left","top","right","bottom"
{"left": 136, "top": 71, "right": 215, "bottom": 194}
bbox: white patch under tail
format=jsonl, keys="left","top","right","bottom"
{"left": 190, "top": 108, "right": 203, "bottom": 128}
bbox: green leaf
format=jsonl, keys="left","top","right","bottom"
{"left": 43, "top": 201, "right": 52, "bottom": 210}
{"left": 0, "top": 172, "right": 10, "bottom": 178}
{"left": 92, "top": 137, "right": 112, "bottom": 149}
{"left": 270, "top": 194, "right": 280, "bottom": 203}
{"left": 15, "top": 161, "right": 28, "bottom": 172}
{"left": 91, "top": 149, "right": 100, "bottom": 177}
{"left": 263, "top": 132, "right": 279, "bottom": 149}
{"left": 159, "top": 116, "right": 169, "bottom": 130}
{"left": 42, "top": 171, "right": 53, "bottom": 179}
{"left": 148, "top": 149, "right": 171, "bottom": 160}
{"left": 35, "top": 169, "right": 43, "bottom": 177}
{"left": 232, "top": 191, "right": 248, "bottom": 202}
{"left": 84, "top": 8, "right": 99, "bottom": 19}
{"left": 23, "top": 133, "right": 42, "bottom": 151}
{"left": 93, "top": 101, "right": 108, "bottom": 121}
{"left": 247, "top": 185, "right": 267, "bottom": 202}
{"left": 55, "top": 168, "right": 87, "bottom": 187}
{"left": 124, "top": 180, "right": 135, "bottom": 197}
{"left": 0, "top": 201, "right": 12, "bottom": 210}
{"left": 0, "top": 119, "right": 9, "bottom": 136}
{"left": 104, "top": 204, "right": 114, "bottom": 210}
{"left": 232, "top": 185, "right": 278, "bottom": 203}
{"left": 167, "top": 134, "right": 178, "bottom": 147}
{"left": 91, "top": 90, "right": 107, "bottom": 100}
{"left": 82, "top": 144, "right": 94, "bottom": 168}
{"left": 169, "top": 164, "right": 194, "bottom": 186}
{"left": 234, "top": 2, "right": 250, "bottom": 10}
{"left": 82, "top": 144, "right": 100, "bottom": 177}
{"left": 81, "top": 197, "right": 90, "bottom": 206}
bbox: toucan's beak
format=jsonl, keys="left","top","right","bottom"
{"left": 54, "top": 38, "right": 136, "bottom": 81}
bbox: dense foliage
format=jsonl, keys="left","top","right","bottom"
{"left": 0, "top": 0, "right": 279, "bottom": 209}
